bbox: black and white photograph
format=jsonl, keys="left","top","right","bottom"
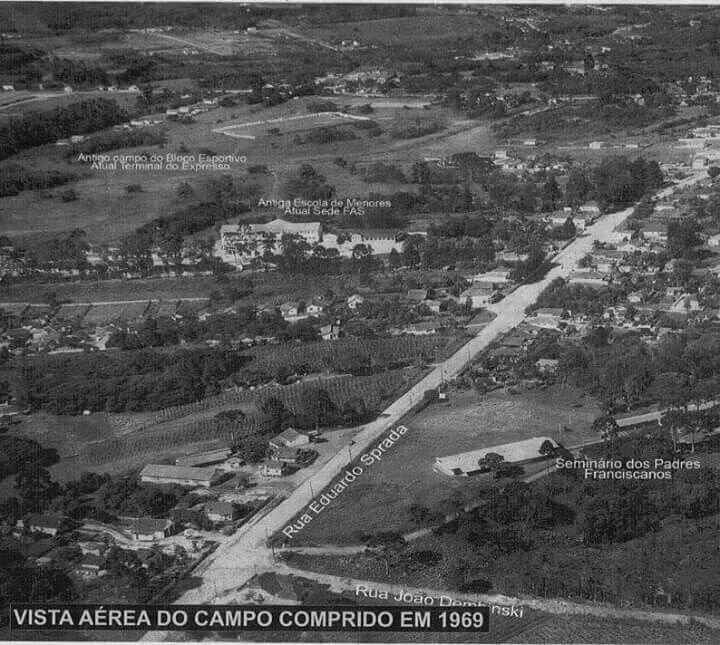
{"left": 0, "top": 1, "right": 719, "bottom": 643}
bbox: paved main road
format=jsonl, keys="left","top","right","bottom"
{"left": 145, "top": 171, "right": 707, "bottom": 627}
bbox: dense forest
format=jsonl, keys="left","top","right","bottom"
{"left": 440, "top": 432, "right": 720, "bottom": 611}
{"left": 11, "top": 348, "right": 248, "bottom": 414}
{"left": 0, "top": 98, "right": 127, "bottom": 160}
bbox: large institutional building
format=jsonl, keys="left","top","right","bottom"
{"left": 215, "top": 219, "right": 403, "bottom": 267}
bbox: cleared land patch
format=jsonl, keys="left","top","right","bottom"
{"left": 284, "top": 385, "right": 600, "bottom": 545}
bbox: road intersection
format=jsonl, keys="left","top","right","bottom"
{"left": 143, "top": 171, "right": 707, "bottom": 638}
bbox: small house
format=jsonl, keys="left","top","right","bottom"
{"left": 347, "top": 294, "right": 365, "bottom": 310}
{"left": 129, "top": 518, "right": 175, "bottom": 542}
{"left": 280, "top": 302, "right": 300, "bottom": 319}
{"left": 205, "top": 501, "right": 239, "bottom": 523}
{"left": 320, "top": 323, "right": 341, "bottom": 341}
{"left": 19, "top": 514, "right": 67, "bottom": 537}
{"left": 269, "top": 428, "right": 310, "bottom": 452}
{"left": 260, "top": 460, "right": 288, "bottom": 478}
{"left": 74, "top": 555, "right": 106, "bottom": 578}
{"left": 406, "top": 289, "right": 428, "bottom": 303}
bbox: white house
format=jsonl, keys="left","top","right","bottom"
{"left": 320, "top": 323, "right": 341, "bottom": 340}
{"left": 205, "top": 501, "right": 239, "bottom": 522}
{"left": 579, "top": 201, "right": 601, "bottom": 216}
{"left": 260, "top": 460, "right": 288, "bottom": 478}
{"left": 529, "top": 308, "right": 564, "bottom": 328}
{"left": 347, "top": 294, "right": 365, "bottom": 310}
{"left": 641, "top": 223, "right": 669, "bottom": 243}
{"left": 268, "top": 428, "right": 310, "bottom": 452}
{"left": 471, "top": 269, "right": 512, "bottom": 287}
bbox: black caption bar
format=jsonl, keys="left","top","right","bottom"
{"left": 9, "top": 604, "right": 489, "bottom": 632}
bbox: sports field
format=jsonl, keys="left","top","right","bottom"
{"left": 215, "top": 112, "right": 370, "bottom": 139}
{"left": 285, "top": 384, "right": 601, "bottom": 545}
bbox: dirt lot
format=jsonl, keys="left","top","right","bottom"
{"left": 287, "top": 384, "right": 600, "bottom": 545}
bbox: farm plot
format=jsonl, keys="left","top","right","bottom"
{"left": 176, "top": 298, "right": 210, "bottom": 316}
{"left": 82, "top": 300, "right": 151, "bottom": 325}
{"left": 246, "top": 335, "right": 461, "bottom": 377}
{"left": 54, "top": 303, "right": 91, "bottom": 322}
{"left": 77, "top": 368, "right": 419, "bottom": 467}
{"left": 214, "top": 112, "right": 369, "bottom": 139}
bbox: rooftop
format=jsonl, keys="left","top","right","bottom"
{"left": 140, "top": 464, "right": 220, "bottom": 482}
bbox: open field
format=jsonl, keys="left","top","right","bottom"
{"left": 0, "top": 94, "right": 473, "bottom": 244}
{"left": 285, "top": 384, "right": 601, "bottom": 545}
{"left": 0, "top": 154, "right": 194, "bottom": 242}
{"left": 0, "top": 275, "right": 220, "bottom": 303}
{"left": 302, "top": 12, "right": 505, "bottom": 46}
{"left": 215, "top": 112, "right": 370, "bottom": 139}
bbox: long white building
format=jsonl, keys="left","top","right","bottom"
{"left": 215, "top": 219, "right": 403, "bottom": 267}
{"left": 434, "top": 436, "right": 559, "bottom": 477}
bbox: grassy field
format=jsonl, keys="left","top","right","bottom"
{"left": 0, "top": 90, "right": 139, "bottom": 119}
{"left": 285, "top": 384, "right": 600, "bottom": 545}
{"left": 0, "top": 90, "right": 479, "bottom": 244}
{"left": 216, "top": 112, "right": 368, "bottom": 138}
{"left": 0, "top": 275, "right": 221, "bottom": 303}
{"left": 303, "top": 12, "right": 505, "bottom": 47}
{"left": 0, "top": 147, "right": 196, "bottom": 242}
{"left": 507, "top": 614, "right": 720, "bottom": 644}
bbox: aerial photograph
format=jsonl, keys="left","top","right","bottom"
{"left": 1, "top": 1, "right": 720, "bottom": 643}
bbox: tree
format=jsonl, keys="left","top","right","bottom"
{"left": 667, "top": 218, "right": 701, "bottom": 258}
{"left": 302, "top": 389, "right": 339, "bottom": 429}
{"left": 565, "top": 168, "right": 592, "bottom": 207}
{"left": 561, "top": 217, "right": 577, "bottom": 239}
{"left": 539, "top": 439, "right": 556, "bottom": 457}
{"left": 592, "top": 415, "right": 619, "bottom": 443}
{"left": 260, "top": 397, "right": 294, "bottom": 435}
{"left": 542, "top": 175, "right": 562, "bottom": 209}
{"left": 15, "top": 463, "right": 59, "bottom": 513}
{"left": 176, "top": 181, "right": 194, "bottom": 199}
{"left": 479, "top": 452, "right": 505, "bottom": 472}
{"left": 282, "top": 164, "right": 334, "bottom": 200}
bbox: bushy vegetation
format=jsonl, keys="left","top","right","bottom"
{"left": 0, "top": 163, "right": 77, "bottom": 197}
{"left": 293, "top": 126, "right": 358, "bottom": 145}
{"left": 438, "top": 432, "right": 720, "bottom": 611}
{"left": 68, "top": 127, "right": 167, "bottom": 156}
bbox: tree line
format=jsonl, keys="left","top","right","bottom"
{"left": 0, "top": 98, "right": 127, "bottom": 160}
{"left": 11, "top": 347, "right": 248, "bottom": 415}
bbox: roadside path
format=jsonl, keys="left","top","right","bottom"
{"left": 262, "top": 565, "right": 720, "bottom": 629}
